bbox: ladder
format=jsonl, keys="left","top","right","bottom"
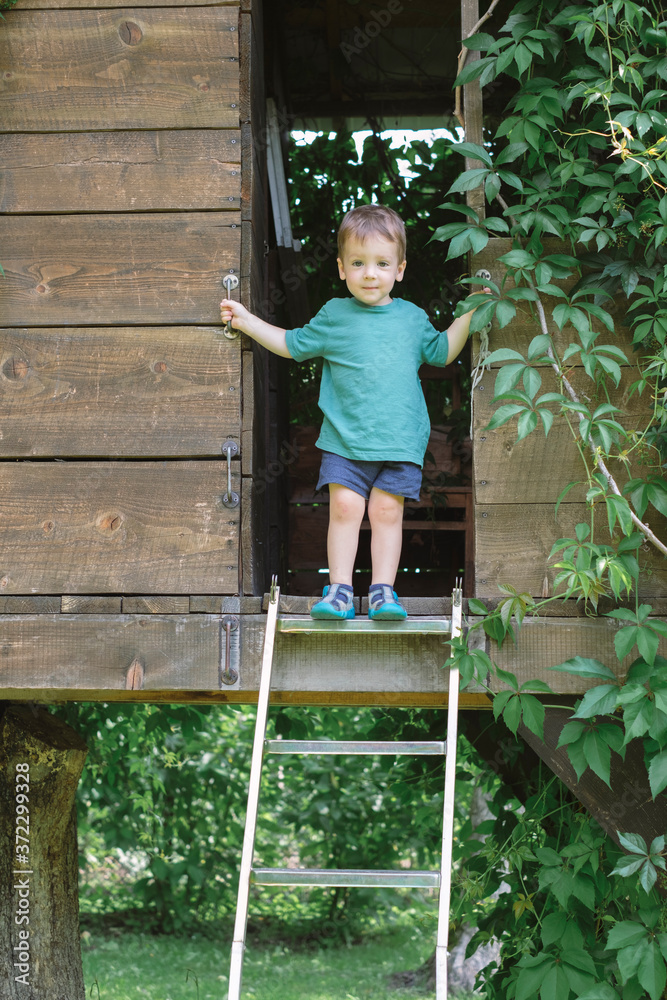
{"left": 227, "top": 579, "right": 462, "bottom": 1000}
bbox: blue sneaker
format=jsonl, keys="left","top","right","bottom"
{"left": 310, "top": 584, "right": 355, "bottom": 620}
{"left": 368, "top": 584, "right": 407, "bottom": 621}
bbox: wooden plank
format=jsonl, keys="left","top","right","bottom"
{"left": 475, "top": 503, "right": 667, "bottom": 599}
{"left": 0, "top": 612, "right": 649, "bottom": 703}
{"left": 489, "top": 615, "right": 667, "bottom": 682}
{"left": 189, "top": 595, "right": 262, "bottom": 613}
{"left": 241, "top": 474, "right": 262, "bottom": 596}
{"left": 0, "top": 461, "right": 240, "bottom": 594}
{"left": 0, "top": 132, "right": 241, "bottom": 213}
{"left": 0, "top": 9, "right": 239, "bottom": 131}
{"left": 13, "top": 0, "right": 239, "bottom": 7}
{"left": 62, "top": 596, "right": 122, "bottom": 613}
{"left": 1, "top": 214, "right": 240, "bottom": 326}
{"left": 122, "top": 597, "right": 190, "bottom": 613}
{"left": 0, "top": 327, "right": 241, "bottom": 457}
{"left": 0, "top": 597, "right": 60, "bottom": 613}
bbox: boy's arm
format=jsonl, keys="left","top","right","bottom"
{"left": 220, "top": 299, "right": 292, "bottom": 358}
{"left": 445, "top": 289, "right": 491, "bottom": 364}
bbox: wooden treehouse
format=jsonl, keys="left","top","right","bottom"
{"left": 1, "top": 0, "right": 667, "bottom": 995}
{"left": 1, "top": 0, "right": 667, "bottom": 938}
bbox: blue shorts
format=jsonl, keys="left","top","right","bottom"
{"left": 316, "top": 451, "right": 422, "bottom": 501}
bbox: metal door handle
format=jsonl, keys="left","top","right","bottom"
{"left": 222, "top": 274, "right": 240, "bottom": 339}
{"left": 222, "top": 439, "right": 239, "bottom": 508}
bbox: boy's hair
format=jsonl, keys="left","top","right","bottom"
{"left": 337, "top": 204, "right": 406, "bottom": 262}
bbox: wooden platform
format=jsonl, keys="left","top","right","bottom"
{"left": 0, "top": 595, "right": 664, "bottom": 705}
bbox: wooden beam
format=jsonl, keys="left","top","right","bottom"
{"left": 461, "top": 0, "right": 485, "bottom": 219}
{"left": 1, "top": 214, "right": 240, "bottom": 326}
{"left": 0, "top": 9, "right": 239, "bottom": 131}
{"left": 0, "top": 611, "right": 662, "bottom": 704}
{"left": 475, "top": 502, "right": 667, "bottom": 600}
{"left": 12, "top": 0, "right": 238, "bottom": 7}
{"left": 0, "top": 327, "right": 241, "bottom": 457}
{"left": 0, "top": 462, "right": 240, "bottom": 594}
{"left": 0, "top": 132, "right": 241, "bottom": 214}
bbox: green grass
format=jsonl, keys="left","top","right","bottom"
{"left": 82, "top": 927, "right": 437, "bottom": 1000}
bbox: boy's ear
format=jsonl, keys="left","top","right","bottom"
{"left": 337, "top": 257, "right": 346, "bottom": 279}
{"left": 395, "top": 260, "right": 407, "bottom": 282}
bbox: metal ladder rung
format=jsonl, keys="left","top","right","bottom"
{"left": 251, "top": 867, "right": 441, "bottom": 889}
{"left": 265, "top": 739, "right": 446, "bottom": 755}
{"left": 277, "top": 617, "right": 452, "bottom": 634}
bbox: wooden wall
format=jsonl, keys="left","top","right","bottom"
{"left": 472, "top": 239, "right": 666, "bottom": 601}
{"left": 0, "top": 0, "right": 266, "bottom": 596}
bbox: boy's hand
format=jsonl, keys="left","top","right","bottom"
{"left": 220, "top": 298, "right": 251, "bottom": 331}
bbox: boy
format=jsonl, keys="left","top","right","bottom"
{"left": 220, "top": 204, "right": 485, "bottom": 621}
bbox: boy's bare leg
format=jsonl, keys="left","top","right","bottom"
{"left": 327, "top": 483, "right": 366, "bottom": 586}
{"left": 368, "top": 488, "right": 404, "bottom": 586}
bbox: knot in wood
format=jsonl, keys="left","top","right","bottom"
{"left": 152, "top": 360, "right": 167, "bottom": 374}
{"left": 2, "top": 357, "right": 29, "bottom": 380}
{"left": 97, "top": 513, "right": 123, "bottom": 533}
{"left": 119, "top": 20, "right": 142, "bottom": 45}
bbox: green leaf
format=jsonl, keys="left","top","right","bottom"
{"left": 617, "top": 831, "right": 648, "bottom": 855}
{"left": 605, "top": 920, "right": 647, "bottom": 950}
{"left": 582, "top": 728, "right": 612, "bottom": 786}
{"left": 516, "top": 955, "right": 556, "bottom": 1000}
{"left": 637, "top": 939, "right": 667, "bottom": 1000}
{"left": 517, "top": 409, "right": 538, "bottom": 440}
{"left": 540, "top": 963, "right": 571, "bottom": 1000}
{"left": 648, "top": 750, "right": 667, "bottom": 798}
{"left": 502, "top": 694, "right": 522, "bottom": 735}
{"left": 549, "top": 657, "right": 617, "bottom": 681}
{"left": 520, "top": 694, "right": 545, "bottom": 739}
{"left": 572, "top": 685, "right": 619, "bottom": 719}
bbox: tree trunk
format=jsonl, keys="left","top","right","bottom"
{"left": 0, "top": 704, "right": 88, "bottom": 1000}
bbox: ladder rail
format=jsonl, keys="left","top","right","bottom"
{"left": 227, "top": 582, "right": 461, "bottom": 1000}
{"left": 228, "top": 580, "right": 280, "bottom": 1000}
{"left": 435, "top": 582, "right": 463, "bottom": 1000}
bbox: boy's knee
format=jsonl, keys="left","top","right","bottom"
{"left": 369, "top": 490, "right": 403, "bottom": 523}
{"left": 330, "top": 487, "right": 365, "bottom": 521}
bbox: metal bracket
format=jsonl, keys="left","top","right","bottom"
{"left": 474, "top": 270, "right": 493, "bottom": 335}
{"left": 221, "top": 439, "right": 240, "bottom": 509}
{"left": 219, "top": 613, "right": 240, "bottom": 686}
{"left": 222, "top": 273, "right": 240, "bottom": 339}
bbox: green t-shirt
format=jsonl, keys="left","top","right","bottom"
{"left": 285, "top": 297, "right": 449, "bottom": 468}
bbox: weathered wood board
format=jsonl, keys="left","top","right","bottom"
{"left": 0, "top": 131, "right": 241, "bottom": 213}
{"left": 0, "top": 611, "right": 662, "bottom": 704}
{"left": 0, "top": 8, "right": 239, "bottom": 131}
{"left": 0, "top": 327, "right": 241, "bottom": 456}
{"left": 2, "top": 214, "right": 241, "bottom": 326}
{"left": 475, "top": 502, "right": 667, "bottom": 599}
{"left": 12, "top": 0, "right": 238, "bottom": 7}
{"left": 0, "top": 462, "right": 240, "bottom": 593}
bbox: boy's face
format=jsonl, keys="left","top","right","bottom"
{"left": 337, "top": 235, "right": 406, "bottom": 307}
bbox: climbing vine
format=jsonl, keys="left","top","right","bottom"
{"left": 435, "top": 1, "right": 667, "bottom": 997}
